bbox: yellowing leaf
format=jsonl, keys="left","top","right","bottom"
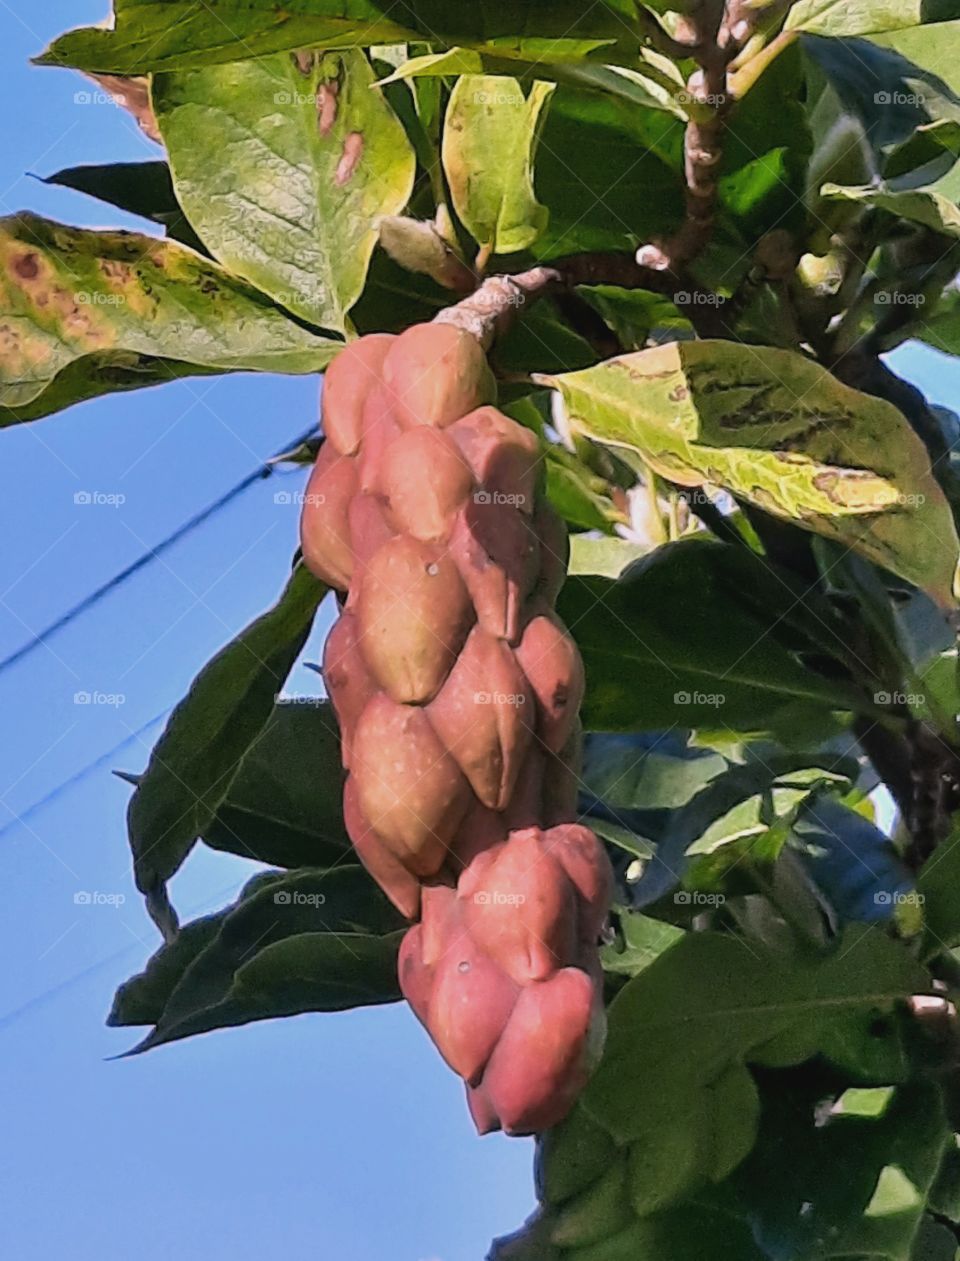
{"left": 442, "top": 75, "right": 555, "bottom": 254}
{"left": 153, "top": 50, "right": 415, "bottom": 332}
{"left": 542, "top": 340, "right": 960, "bottom": 604}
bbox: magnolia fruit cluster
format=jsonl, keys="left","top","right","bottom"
{"left": 301, "top": 322, "right": 612, "bottom": 1135}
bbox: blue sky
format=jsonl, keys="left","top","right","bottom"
{"left": 0, "top": 5, "right": 532, "bottom": 1259}
{"left": 0, "top": 5, "right": 954, "bottom": 1260}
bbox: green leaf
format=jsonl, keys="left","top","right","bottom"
{"left": 38, "top": 2, "right": 636, "bottom": 75}
{"left": 442, "top": 75, "right": 554, "bottom": 254}
{"left": 542, "top": 340, "right": 960, "bottom": 605}
{"left": 736, "top": 1075, "right": 951, "bottom": 1260}
{"left": 41, "top": 161, "right": 205, "bottom": 251}
{"left": 822, "top": 166, "right": 960, "bottom": 239}
{"left": 787, "top": 1, "right": 960, "bottom": 38}
{"left": 873, "top": 21, "right": 960, "bottom": 96}
{"left": 558, "top": 538, "right": 868, "bottom": 731}
{"left": 153, "top": 50, "right": 415, "bottom": 331}
{"left": 585, "top": 927, "right": 930, "bottom": 1152}
{"left": 568, "top": 535, "right": 650, "bottom": 579}
{"left": 202, "top": 700, "right": 349, "bottom": 869}
{"left": 113, "top": 867, "right": 405, "bottom": 1050}
{"left": 127, "top": 564, "right": 325, "bottom": 898}
{"left": 917, "top": 822, "right": 960, "bottom": 951}
{"left": 601, "top": 912, "right": 685, "bottom": 978}
{"left": 0, "top": 213, "right": 339, "bottom": 424}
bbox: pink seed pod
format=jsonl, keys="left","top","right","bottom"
{"left": 299, "top": 442, "right": 357, "bottom": 590}
{"left": 427, "top": 921, "right": 520, "bottom": 1085}
{"left": 448, "top": 406, "right": 540, "bottom": 514}
{"left": 480, "top": 967, "right": 604, "bottom": 1136}
{"left": 450, "top": 500, "right": 540, "bottom": 644}
{"left": 380, "top": 426, "right": 475, "bottom": 542}
{"left": 428, "top": 626, "right": 534, "bottom": 810}
{"left": 343, "top": 775, "right": 421, "bottom": 921}
{"left": 459, "top": 830, "right": 578, "bottom": 986}
{"left": 322, "top": 334, "right": 396, "bottom": 456}
{"left": 351, "top": 694, "right": 471, "bottom": 876}
{"left": 356, "top": 535, "right": 474, "bottom": 704}
{"left": 383, "top": 323, "right": 495, "bottom": 430}
{"left": 516, "top": 609, "right": 585, "bottom": 753}
{"left": 321, "top": 611, "right": 378, "bottom": 769}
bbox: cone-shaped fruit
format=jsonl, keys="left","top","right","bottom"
{"left": 381, "top": 427, "right": 474, "bottom": 542}
{"left": 383, "top": 323, "right": 495, "bottom": 429}
{"left": 448, "top": 406, "right": 540, "bottom": 514}
{"left": 460, "top": 830, "right": 577, "bottom": 985}
{"left": 451, "top": 501, "right": 539, "bottom": 643}
{"left": 428, "top": 626, "right": 533, "bottom": 810}
{"left": 322, "top": 334, "right": 395, "bottom": 455}
{"left": 356, "top": 535, "right": 473, "bottom": 703}
{"left": 516, "top": 610, "right": 585, "bottom": 752}
{"left": 428, "top": 923, "right": 520, "bottom": 1084}
{"left": 481, "top": 967, "right": 603, "bottom": 1135}
{"left": 322, "top": 611, "right": 377, "bottom": 768}
{"left": 352, "top": 694, "right": 470, "bottom": 876}
{"left": 343, "top": 776, "right": 421, "bottom": 920}
{"left": 300, "top": 442, "right": 357, "bottom": 590}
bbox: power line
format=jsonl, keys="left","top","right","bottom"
{"left": 0, "top": 426, "right": 317, "bottom": 676}
{"left": 0, "top": 708, "right": 168, "bottom": 842}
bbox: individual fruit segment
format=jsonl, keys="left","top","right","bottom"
{"left": 352, "top": 694, "right": 471, "bottom": 876}
{"left": 322, "top": 333, "right": 395, "bottom": 455}
{"left": 357, "top": 386, "right": 404, "bottom": 494}
{"left": 459, "top": 830, "right": 577, "bottom": 986}
{"left": 343, "top": 775, "right": 421, "bottom": 920}
{"left": 481, "top": 967, "right": 604, "bottom": 1135}
{"left": 516, "top": 609, "right": 585, "bottom": 752}
{"left": 427, "top": 626, "right": 533, "bottom": 809}
{"left": 299, "top": 441, "right": 357, "bottom": 590}
{"left": 547, "top": 823, "right": 613, "bottom": 944}
{"left": 380, "top": 426, "right": 475, "bottom": 542}
{"left": 356, "top": 535, "right": 474, "bottom": 703}
{"left": 451, "top": 500, "right": 539, "bottom": 643}
{"left": 428, "top": 922, "right": 520, "bottom": 1084}
{"left": 321, "top": 611, "right": 377, "bottom": 768}
{"left": 347, "top": 490, "right": 396, "bottom": 575}
{"left": 383, "top": 322, "right": 496, "bottom": 429}
{"left": 448, "top": 406, "right": 540, "bottom": 514}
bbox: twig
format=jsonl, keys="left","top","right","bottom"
{"left": 637, "top": 0, "right": 794, "bottom": 273}
{"left": 434, "top": 250, "right": 720, "bottom": 345}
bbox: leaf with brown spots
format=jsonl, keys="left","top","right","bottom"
{"left": 542, "top": 340, "right": 960, "bottom": 605}
{"left": 37, "top": 2, "right": 637, "bottom": 76}
{"left": 0, "top": 212, "right": 339, "bottom": 424}
{"left": 152, "top": 49, "right": 416, "bottom": 331}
